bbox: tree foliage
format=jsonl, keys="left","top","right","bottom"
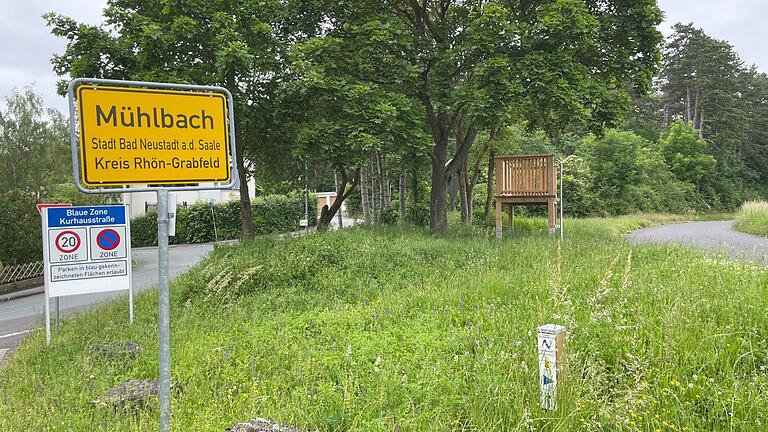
{"left": 0, "top": 88, "right": 69, "bottom": 197}
{"left": 0, "top": 190, "right": 41, "bottom": 266}
{"left": 298, "top": 0, "right": 663, "bottom": 233}
{"left": 45, "top": 0, "right": 329, "bottom": 238}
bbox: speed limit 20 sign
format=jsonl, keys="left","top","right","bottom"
{"left": 48, "top": 228, "right": 87, "bottom": 263}
{"left": 41, "top": 205, "right": 132, "bottom": 298}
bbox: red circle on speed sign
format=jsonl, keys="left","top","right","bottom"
{"left": 55, "top": 230, "right": 81, "bottom": 253}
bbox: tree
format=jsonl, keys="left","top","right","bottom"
{"left": 288, "top": 41, "right": 429, "bottom": 229}
{"left": 0, "top": 190, "right": 41, "bottom": 266}
{"left": 45, "top": 1, "right": 327, "bottom": 239}
{"left": 581, "top": 130, "right": 646, "bottom": 214}
{"left": 659, "top": 23, "right": 768, "bottom": 208}
{"left": 313, "top": 0, "right": 662, "bottom": 233}
{"left": 660, "top": 121, "right": 717, "bottom": 194}
{"left": 0, "top": 88, "right": 70, "bottom": 197}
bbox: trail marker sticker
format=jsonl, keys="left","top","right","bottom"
{"left": 537, "top": 324, "right": 567, "bottom": 410}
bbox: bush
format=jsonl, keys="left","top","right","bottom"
{"left": 130, "top": 210, "right": 158, "bottom": 247}
{"left": 404, "top": 201, "right": 429, "bottom": 227}
{"left": 379, "top": 207, "right": 399, "bottom": 225}
{"left": 0, "top": 190, "right": 41, "bottom": 266}
{"left": 130, "top": 193, "right": 317, "bottom": 247}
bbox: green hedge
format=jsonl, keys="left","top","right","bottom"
{"left": 130, "top": 193, "right": 317, "bottom": 247}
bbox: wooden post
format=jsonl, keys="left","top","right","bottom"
{"left": 537, "top": 324, "right": 566, "bottom": 410}
{"left": 495, "top": 200, "right": 503, "bottom": 240}
{"left": 508, "top": 205, "right": 514, "bottom": 231}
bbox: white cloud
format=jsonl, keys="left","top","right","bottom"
{"left": 0, "top": 0, "right": 765, "bottom": 116}
{"left": 0, "top": 0, "right": 107, "bottom": 114}
{"left": 658, "top": 0, "right": 767, "bottom": 71}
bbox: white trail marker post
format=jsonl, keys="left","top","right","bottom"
{"left": 537, "top": 324, "right": 567, "bottom": 410}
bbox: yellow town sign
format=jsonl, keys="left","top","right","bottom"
{"left": 75, "top": 84, "right": 232, "bottom": 186}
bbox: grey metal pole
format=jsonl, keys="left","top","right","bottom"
{"left": 55, "top": 297, "right": 60, "bottom": 334}
{"left": 156, "top": 188, "right": 171, "bottom": 432}
{"left": 210, "top": 201, "right": 218, "bottom": 242}
{"left": 45, "top": 295, "right": 50, "bottom": 345}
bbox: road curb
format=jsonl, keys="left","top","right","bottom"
{"left": 0, "top": 286, "right": 44, "bottom": 302}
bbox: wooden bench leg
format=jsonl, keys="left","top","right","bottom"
{"left": 495, "top": 199, "right": 503, "bottom": 240}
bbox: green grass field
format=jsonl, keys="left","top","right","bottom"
{"left": 1, "top": 216, "right": 767, "bottom": 431}
{"left": 735, "top": 201, "right": 768, "bottom": 237}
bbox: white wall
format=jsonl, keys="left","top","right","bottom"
{"left": 123, "top": 177, "right": 256, "bottom": 218}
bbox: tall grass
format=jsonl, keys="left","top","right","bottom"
{"left": 1, "top": 217, "right": 767, "bottom": 431}
{"left": 734, "top": 200, "right": 768, "bottom": 237}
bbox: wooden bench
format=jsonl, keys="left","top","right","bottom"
{"left": 495, "top": 154, "right": 562, "bottom": 238}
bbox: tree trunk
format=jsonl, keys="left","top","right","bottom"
{"left": 693, "top": 88, "right": 700, "bottom": 128}
{"left": 398, "top": 172, "right": 406, "bottom": 220}
{"left": 361, "top": 166, "right": 371, "bottom": 224}
{"left": 686, "top": 86, "right": 692, "bottom": 124}
{"left": 334, "top": 171, "right": 343, "bottom": 228}
{"left": 371, "top": 155, "right": 381, "bottom": 223}
{"left": 429, "top": 157, "right": 449, "bottom": 234}
{"left": 467, "top": 134, "right": 492, "bottom": 226}
{"left": 381, "top": 154, "right": 391, "bottom": 210}
{"left": 318, "top": 168, "right": 361, "bottom": 230}
{"left": 232, "top": 101, "right": 255, "bottom": 240}
{"left": 459, "top": 161, "right": 469, "bottom": 224}
{"left": 699, "top": 108, "right": 705, "bottom": 138}
{"left": 484, "top": 149, "right": 496, "bottom": 219}
{"left": 412, "top": 167, "right": 420, "bottom": 204}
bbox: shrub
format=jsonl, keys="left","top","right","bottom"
{"left": 130, "top": 193, "right": 317, "bottom": 247}
{"left": 379, "top": 207, "right": 399, "bottom": 225}
{"left": 130, "top": 210, "right": 158, "bottom": 247}
{"left": 0, "top": 190, "right": 41, "bottom": 265}
{"left": 404, "top": 201, "right": 429, "bottom": 227}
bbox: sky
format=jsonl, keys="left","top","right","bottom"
{"left": 0, "top": 1, "right": 766, "bottom": 115}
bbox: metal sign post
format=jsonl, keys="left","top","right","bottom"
{"left": 156, "top": 189, "right": 171, "bottom": 430}
{"left": 66, "top": 78, "right": 238, "bottom": 432}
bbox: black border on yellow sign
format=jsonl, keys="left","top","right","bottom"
{"left": 77, "top": 85, "right": 232, "bottom": 186}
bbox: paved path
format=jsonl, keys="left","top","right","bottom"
{"left": 0, "top": 243, "right": 214, "bottom": 351}
{"left": 627, "top": 220, "right": 768, "bottom": 265}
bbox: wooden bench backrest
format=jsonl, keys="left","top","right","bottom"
{"left": 495, "top": 154, "right": 556, "bottom": 197}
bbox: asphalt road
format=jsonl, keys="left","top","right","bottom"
{"left": 0, "top": 243, "right": 214, "bottom": 350}
{"left": 627, "top": 220, "right": 768, "bottom": 265}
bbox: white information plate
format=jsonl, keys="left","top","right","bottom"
{"left": 42, "top": 205, "right": 132, "bottom": 298}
